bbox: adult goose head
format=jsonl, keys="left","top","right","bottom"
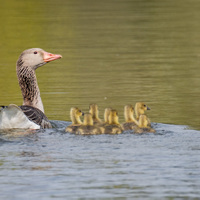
{"left": 0, "top": 48, "right": 62, "bottom": 129}
{"left": 17, "top": 48, "right": 62, "bottom": 112}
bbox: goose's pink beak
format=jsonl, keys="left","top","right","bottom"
{"left": 43, "top": 51, "right": 62, "bottom": 63}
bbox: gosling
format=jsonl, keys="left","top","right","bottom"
{"left": 76, "top": 113, "right": 102, "bottom": 135}
{"left": 102, "top": 109, "right": 123, "bottom": 134}
{"left": 89, "top": 103, "right": 102, "bottom": 124}
{"left": 65, "top": 107, "right": 83, "bottom": 133}
{"left": 121, "top": 104, "right": 138, "bottom": 130}
{"left": 134, "top": 114, "right": 156, "bottom": 134}
{"left": 135, "top": 102, "right": 151, "bottom": 126}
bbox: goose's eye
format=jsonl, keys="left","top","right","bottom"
{"left": 144, "top": 105, "right": 146, "bottom": 107}
{"left": 34, "top": 51, "right": 38, "bottom": 54}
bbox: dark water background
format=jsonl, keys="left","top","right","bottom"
{"left": 0, "top": 0, "right": 200, "bottom": 199}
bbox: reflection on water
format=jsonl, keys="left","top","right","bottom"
{"left": 1, "top": 0, "right": 200, "bottom": 199}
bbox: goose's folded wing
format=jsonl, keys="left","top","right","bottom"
{"left": 19, "top": 105, "right": 52, "bottom": 129}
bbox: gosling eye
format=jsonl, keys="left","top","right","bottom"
{"left": 34, "top": 51, "right": 38, "bottom": 54}
{"left": 144, "top": 104, "right": 146, "bottom": 107}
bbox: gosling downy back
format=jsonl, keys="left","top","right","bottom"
{"left": 103, "top": 109, "right": 123, "bottom": 134}
{"left": 83, "top": 113, "right": 94, "bottom": 126}
{"left": 76, "top": 113, "right": 101, "bottom": 135}
{"left": 124, "top": 105, "right": 136, "bottom": 122}
{"left": 89, "top": 104, "right": 102, "bottom": 124}
{"left": 122, "top": 104, "right": 137, "bottom": 130}
{"left": 108, "top": 109, "right": 120, "bottom": 125}
{"left": 135, "top": 114, "right": 155, "bottom": 133}
{"left": 104, "top": 108, "right": 112, "bottom": 124}
{"left": 138, "top": 114, "right": 149, "bottom": 128}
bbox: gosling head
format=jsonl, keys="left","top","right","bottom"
{"left": 70, "top": 107, "right": 84, "bottom": 124}
{"left": 108, "top": 109, "right": 120, "bottom": 125}
{"left": 134, "top": 102, "right": 150, "bottom": 120}
{"left": 83, "top": 113, "right": 94, "bottom": 126}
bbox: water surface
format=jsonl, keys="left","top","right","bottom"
{"left": 0, "top": 122, "right": 200, "bottom": 199}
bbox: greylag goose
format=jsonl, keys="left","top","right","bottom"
{"left": 0, "top": 48, "right": 62, "bottom": 129}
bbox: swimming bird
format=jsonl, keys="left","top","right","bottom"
{"left": 65, "top": 107, "right": 84, "bottom": 133}
{"left": 95, "top": 107, "right": 111, "bottom": 134}
{"left": 76, "top": 113, "right": 102, "bottom": 135}
{"left": 134, "top": 114, "right": 156, "bottom": 134}
{"left": 134, "top": 102, "right": 151, "bottom": 127}
{"left": 121, "top": 104, "right": 138, "bottom": 130}
{"left": 102, "top": 109, "right": 123, "bottom": 134}
{"left": 89, "top": 103, "right": 102, "bottom": 124}
{"left": 0, "top": 48, "right": 62, "bottom": 129}
{"left": 134, "top": 102, "right": 150, "bottom": 120}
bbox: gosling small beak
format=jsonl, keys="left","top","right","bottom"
{"left": 147, "top": 106, "right": 151, "bottom": 110}
{"left": 82, "top": 112, "right": 84, "bottom": 116}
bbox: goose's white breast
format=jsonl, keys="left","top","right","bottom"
{"left": 0, "top": 104, "right": 40, "bottom": 129}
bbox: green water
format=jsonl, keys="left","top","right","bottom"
{"left": 0, "top": 0, "right": 200, "bottom": 129}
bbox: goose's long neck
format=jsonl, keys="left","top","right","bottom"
{"left": 17, "top": 65, "right": 44, "bottom": 113}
